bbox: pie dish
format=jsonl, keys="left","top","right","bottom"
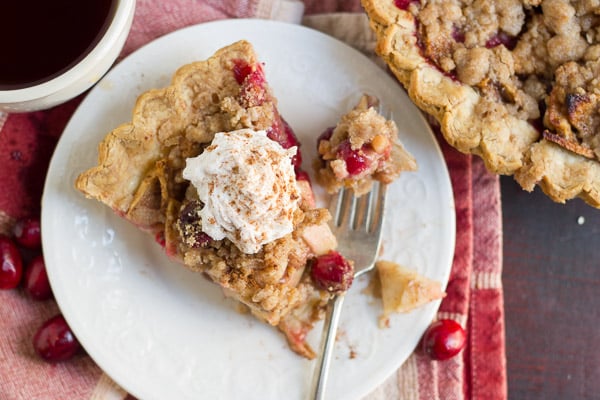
{"left": 362, "top": 0, "right": 600, "bottom": 207}
{"left": 75, "top": 40, "right": 348, "bottom": 359}
{"left": 315, "top": 94, "right": 417, "bottom": 195}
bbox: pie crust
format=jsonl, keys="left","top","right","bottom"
{"left": 362, "top": 0, "right": 600, "bottom": 207}
{"left": 75, "top": 40, "right": 343, "bottom": 359}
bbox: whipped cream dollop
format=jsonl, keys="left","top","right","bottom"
{"left": 182, "top": 129, "right": 300, "bottom": 254}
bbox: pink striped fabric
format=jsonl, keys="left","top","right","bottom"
{"left": 0, "top": 1, "right": 506, "bottom": 399}
{"left": 364, "top": 128, "right": 505, "bottom": 400}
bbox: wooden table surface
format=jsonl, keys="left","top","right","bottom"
{"left": 500, "top": 176, "right": 600, "bottom": 399}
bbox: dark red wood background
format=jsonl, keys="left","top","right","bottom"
{"left": 501, "top": 176, "right": 600, "bottom": 399}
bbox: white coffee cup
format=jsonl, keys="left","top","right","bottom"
{"left": 0, "top": 0, "right": 136, "bottom": 113}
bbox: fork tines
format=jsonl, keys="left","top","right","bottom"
{"left": 330, "top": 182, "right": 387, "bottom": 234}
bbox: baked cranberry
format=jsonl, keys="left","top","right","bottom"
{"left": 266, "top": 117, "right": 302, "bottom": 168}
{"left": 238, "top": 63, "right": 267, "bottom": 107}
{"left": 485, "top": 31, "right": 517, "bottom": 50}
{"left": 529, "top": 117, "right": 544, "bottom": 134}
{"left": 267, "top": 117, "right": 299, "bottom": 149}
{"left": 337, "top": 141, "right": 369, "bottom": 176}
{"left": 33, "top": 314, "right": 81, "bottom": 362}
{"left": 452, "top": 26, "right": 465, "bottom": 43}
{"left": 295, "top": 169, "right": 311, "bottom": 182}
{"left": 176, "top": 202, "right": 214, "bottom": 249}
{"left": 24, "top": 255, "right": 52, "bottom": 300}
{"left": 194, "top": 232, "right": 212, "bottom": 248}
{"left": 310, "top": 251, "right": 354, "bottom": 293}
{"left": 282, "top": 118, "right": 302, "bottom": 167}
{"left": 155, "top": 231, "right": 166, "bottom": 248}
{"left": 232, "top": 60, "right": 254, "bottom": 84}
{"left": 422, "top": 319, "right": 466, "bottom": 360}
{"left": 317, "top": 127, "right": 334, "bottom": 146}
{"left": 13, "top": 217, "right": 42, "bottom": 249}
{"left": 394, "top": 0, "right": 419, "bottom": 10}
{"left": 0, "top": 235, "right": 23, "bottom": 289}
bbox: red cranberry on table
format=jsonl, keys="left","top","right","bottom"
{"left": 33, "top": 314, "right": 81, "bottom": 362}
{"left": 13, "top": 217, "right": 42, "bottom": 249}
{"left": 310, "top": 251, "right": 354, "bottom": 293}
{"left": 0, "top": 235, "right": 23, "bottom": 289}
{"left": 421, "top": 319, "right": 466, "bottom": 361}
{"left": 24, "top": 255, "right": 53, "bottom": 300}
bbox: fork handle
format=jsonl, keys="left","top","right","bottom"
{"left": 309, "top": 294, "right": 346, "bottom": 400}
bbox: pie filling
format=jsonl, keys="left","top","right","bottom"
{"left": 398, "top": 0, "right": 600, "bottom": 161}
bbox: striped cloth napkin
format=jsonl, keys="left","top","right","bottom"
{"left": 0, "top": 1, "right": 506, "bottom": 399}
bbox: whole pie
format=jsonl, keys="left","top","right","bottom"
{"left": 75, "top": 40, "right": 354, "bottom": 359}
{"left": 362, "top": 0, "right": 600, "bottom": 207}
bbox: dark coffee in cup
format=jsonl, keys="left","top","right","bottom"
{"left": 1, "top": 0, "right": 116, "bottom": 90}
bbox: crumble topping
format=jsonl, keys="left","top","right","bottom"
{"left": 413, "top": 0, "right": 600, "bottom": 159}
{"left": 182, "top": 129, "right": 300, "bottom": 254}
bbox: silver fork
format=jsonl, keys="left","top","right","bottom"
{"left": 309, "top": 181, "right": 388, "bottom": 400}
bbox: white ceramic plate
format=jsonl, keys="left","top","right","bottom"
{"left": 42, "top": 19, "right": 455, "bottom": 400}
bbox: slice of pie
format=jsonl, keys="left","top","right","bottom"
{"left": 75, "top": 40, "right": 352, "bottom": 359}
{"left": 314, "top": 94, "right": 417, "bottom": 195}
{"left": 375, "top": 260, "right": 445, "bottom": 328}
{"left": 362, "top": 0, "right": 600, "bottom": 207}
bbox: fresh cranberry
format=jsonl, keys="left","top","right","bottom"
{"left": 337, "top": 141, "right": 369, "bottom": 176}
{"left": 485, "top": 31, "right": 517, "bottom": 50}
{"left": 310, "top": 251, "right": 354, "bottom": 293}
{"left": 24, "top": 255, "right": 52, "bottom": 300}
{"left": 13, "top": 217, "right": 42, "bottom": 249}
{"left": 421, "top": 319, "right": 466, "bottom": 360}
{"left": 0, "top": 235, "right": 23, "bottom": 289}
{"left": 394, "top": 0, "right": 419, "bottom": 10}
{"left": 33, "top": 314, "right": 81, "bottom": 363}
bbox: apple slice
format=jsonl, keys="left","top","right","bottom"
{"left": 376, "top": 260, "right": 445, "bottom": 326}
{"left": 301, "top": 223, "right": 337, "bottom": 256}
